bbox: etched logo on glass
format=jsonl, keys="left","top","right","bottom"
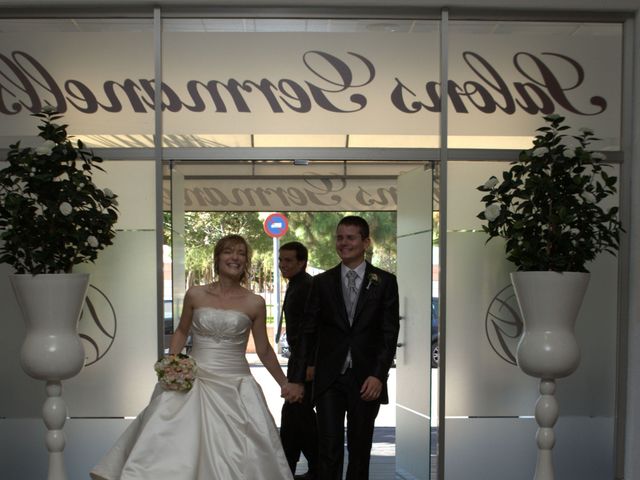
{"left": 485, "top": 284, "right": 523, "bottom": 366}
{"left": 78, "top": 285, "right": 117, "bottom": 366}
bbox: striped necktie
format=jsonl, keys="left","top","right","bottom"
{"left": 345, "top": 269, "right": 358, "bottom": 321}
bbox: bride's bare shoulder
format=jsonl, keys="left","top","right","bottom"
{"left": 248, "top": 290, "right": 265, "bottom": 305}
{"left": 242, "top": 290, "right": 265, "bottom": 316}
{"left": 185, "top": 284, "right": 211, "bottom": 301}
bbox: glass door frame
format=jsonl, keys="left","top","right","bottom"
{"left": 133, "top": 7, "right": 636, "bottom": 480}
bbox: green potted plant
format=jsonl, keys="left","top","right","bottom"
{"left": 0, "top": 106, "right": 118, "bottom": 274}
{"left": 476, "top": 113, "right": 623, "bottom": 480}
{"left": 0, "top": 106, "right": 119, "bottom": 480}
{"left": 477, "top": 114, "right": 622, "bottom": 273}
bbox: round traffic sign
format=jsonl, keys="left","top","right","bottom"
{"left": 263, "top": 213, "right": 289, "bottom": 238}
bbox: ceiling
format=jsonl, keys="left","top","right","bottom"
{"left": 0, "top": 0, "right": 639, "bottom": 12}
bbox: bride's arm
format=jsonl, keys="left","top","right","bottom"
{"left": 251, "top": 296, "right": 304, "bottom": 402}
{"left": 169, "top": 288, "right": 195, "bottom": 354}
{"left": 251, "top": 295, "right": 288, "bottom": 386}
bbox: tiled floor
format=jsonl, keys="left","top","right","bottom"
{"left": 293, "top": 427, "right": 397, "bottom": 479}
{"left": 294, "top": 427, "right": 439, "bottom": 479}
{"left": 368, "top": 427, "right": 398, "bottom": 479}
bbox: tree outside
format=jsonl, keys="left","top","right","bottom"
{"left": 164, "top": 211, "right": 398, "bottom": 320}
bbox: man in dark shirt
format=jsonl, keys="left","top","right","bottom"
{"left": 277, "top": 241, "right": 318, "bottom": 480}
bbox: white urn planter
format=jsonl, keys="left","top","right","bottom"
{"left": 10, "top": 273, "right": 89, "bottom": 480}
{"left": 511, "top": 271, "right": 590, "bottom": 480}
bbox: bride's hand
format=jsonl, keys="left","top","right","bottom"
{"left": 281, "top": 382, "right": 304, "bottom": 403}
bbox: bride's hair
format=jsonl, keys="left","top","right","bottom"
{"left": 213, "top": 234, "right": 252, "bottom": 285}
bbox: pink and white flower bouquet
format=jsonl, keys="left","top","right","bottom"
{"left": 154, "top": 353, "right": 197, "bottom": 392}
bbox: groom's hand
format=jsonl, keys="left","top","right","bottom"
{"left": 360, "top": 376, "right": 382, "bottom": 401}
{"left": 282, "top": 382, "right": 305, "bottom": 403}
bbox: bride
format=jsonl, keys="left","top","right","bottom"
{"left": 91, "top": 234, "right": 302, "bottom": 480}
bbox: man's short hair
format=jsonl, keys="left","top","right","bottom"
{"left": 337, "top": 215, "right": 370, "bottom": 239}
{"left": 280, "top": 241, "right": 308, "bottom": 264}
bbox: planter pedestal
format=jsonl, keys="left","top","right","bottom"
{"left": 10, "top": 273, "right": 89, "bottom": 480}
{"left": 511, "top": 271, "right": 590, "bottom": 480}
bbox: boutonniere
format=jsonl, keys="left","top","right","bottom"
{"left": 366, "top": 273, "right": 379, "bottom": 290}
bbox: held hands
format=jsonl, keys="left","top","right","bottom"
{"left": 281, "top": 382, "right": 305, "bottom": 403}
{"left": 360, "top": 376, "right": 383, "bottom": 401}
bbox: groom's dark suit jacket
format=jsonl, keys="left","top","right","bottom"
{"left": 289, "top": 262, "right": 399, "bottom": 404}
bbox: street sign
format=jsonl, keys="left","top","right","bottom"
{"left": 263, "top": 212, "right": 289, "bottom": 238}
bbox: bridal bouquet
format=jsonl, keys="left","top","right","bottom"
{"left": 154, "top": 353, "right": 197, "bottom": 392}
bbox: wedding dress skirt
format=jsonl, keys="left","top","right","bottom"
{"left": 90, "top": 308, "right": 293, "bottom": 480}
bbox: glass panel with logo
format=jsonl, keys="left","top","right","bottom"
{"left": 0, "top": 16, "right": 158, "bottom": 480}
{"left": 444, "top": 160, "right": 619, "bottom": 480}
{"left": 447, "top": 21, "right": 622, "bottom": 150}
{"left": 160, "top": 17, "right": 441, "bottom": 149}
{"left": 0, "top": 18, "right": 155, "bottom": 150}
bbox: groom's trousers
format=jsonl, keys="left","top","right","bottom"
{"left": 315, "top": 369, "right": 381, "bottom": 480}
{"left": 281, "top": 380, "right": 318, "bottom": 475}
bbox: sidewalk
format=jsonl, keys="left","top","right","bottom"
{"left": 246, "top": 352, "right": 288, "bottom": 366}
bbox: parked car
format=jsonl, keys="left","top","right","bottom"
{"left": 279, "top": 331, "right": 290, "bottom": 358}
{"left": 164, "top": 299, "right": 173, "bottom": 335}
{"left": 431, "top": 297, "right": 439, "bottom": 368}
{"left": 163, "top": 299, "right": 192, "bottom": 353}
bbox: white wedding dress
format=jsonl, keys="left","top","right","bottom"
{"left": 90, "top": 308, "right": 293, "bottom": 480}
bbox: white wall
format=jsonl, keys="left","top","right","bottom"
{"left": 624, "top": 10, "right": 640, "bottom": 480}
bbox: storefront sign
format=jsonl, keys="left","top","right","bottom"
{"left": 0, "top": 29, "right": 622, "bottom": 141}
{"left": 164, "top": 177, "right": 398, "bottom": 211}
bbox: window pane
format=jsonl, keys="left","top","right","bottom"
{"left": 448, "top": 21, "right": 622, "bottom": 150}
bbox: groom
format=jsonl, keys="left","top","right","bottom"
{"left": 290, "top": 215, "right": 400, "bottom": 480}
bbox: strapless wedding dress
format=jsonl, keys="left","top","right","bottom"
{"left": 90, "top": 308, "right": 293, "bottom": 480}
